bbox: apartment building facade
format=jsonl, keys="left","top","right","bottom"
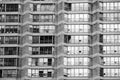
{"left": 0, "top": 0, "right": 120, "bottom": 80}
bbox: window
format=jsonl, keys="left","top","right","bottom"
{"left": 6, "top": 14, "right": 20, "bottom": 22}
{"left": 5, "top": 25, "right": 20, "bottom": 33}
{"left": 33, "top": 4, "right": 55, "bottom": 12}
{"left": 0, "top": 25, "right": 20, "bottom": 33}
{"left": 28, "top": 69, "right": 53, "bottom": 78}
{"left": 40, "top": 36, "right": 54, "bottom": 44}
{"left": 99, "top": 24, "right": 120, "bottom": 32}
{"left": 30, "top": 25, "right": 39, "bottom": 33}
{"left": 64, "top": 3, "right": 89, "bottom": 11}
{"left": 64, "top": 35, "right": 88, "bottom": 44}
{"left": 30, "top": 25, "right": 55, "bottom": 33}
{"left": 32, "top": 36, "right": 55, "bottom": 44}
{"left": 64, "top": 68, "right": 89, "bottom": 77}
{"left": 6, "top": 4, "right": 18, "bottom": 12}
{"left": 0, "top": 15, "right": 5, "bottom": 22}
{"left": 0, "top": 4, "right": 19, "bottom": 12}
{"left": 33, "top": 14, "right": 55, "bottom": 22}
{"left": 103, "top": 46, "right": 120, "bottom": 55}
{"left": 0, "top": 70, "right": 2, "bottom": 78}
{"left": 3, "top": 70, "right": 17, "bottom": 78}
{"left": 5, "top": 47, "right": 18, "bottom": 55}
{"left": 5, "top": 36, "right": 19, "bottom": 44}
{"left": 64, "top": 14, "right": 89, "bottom": 22}
{"left": 28, "top": 58, "right": 53, "bottom": 66}
{"left": 64, "top": 57, "right": 89, "bottom": 66}
{"left": 103, "top": 35, "right": 120, "bottom": 43}
{"left": 0, "top": 58, "right": 3, "bottom": 66}
{"left": 0, "top": 4, "right": 5, "bottom": 12}
{"left": 103, "top": 57, "right": 120, "bottom": 65}
{"left": 32, "top": 36, "right": 39, "bottom": 44}
{"left": 64, "top": 25, "right": 90, "bottom": 33}
{"left": 64, "top": 46, "right": 89, "bottom": 55}
{"left": 104, "top": 69, "right": 120, "bottom": 77}
{"left": 40, "top": 47, "right": 53, "bottom": 55}
{"left": 100, "top": 2, "right": 120, "bottom": 11}
{"left": 4, "top": 58, "right": 17, "bottom": 66}
{"left": 33, "top": 15, "right": 39, "bottom": 22}
{"left": 0, "top": 48, "right": 3, "bottom": 55}
{"left": 0, "top": 25, "right": 5, "bottom": 33}
{"left": 32, "top": 47, "right": 39, "bottom": 55}
{"left": 0, "top": 37, "right": 4, "bottom": 44}
{"left": 102, "top": 13, "right": 120, "bottom": 21}
{"left": 32, "top": 47, "right": 54, "bottom": 55}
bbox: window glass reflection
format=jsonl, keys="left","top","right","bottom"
{"left": 64, "top": 25, "right": 90, "bottom": 33}
{"left": 64, "top": 68, "right": 89, "bottom": 77}
{"left": 64, "top": 46, "right": 89, "bottom": 55}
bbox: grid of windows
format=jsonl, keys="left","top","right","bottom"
{"left": 31, "top": 47, "right": 54, "bottom": 55}
{"left": 64, "top": 35, "right": 89, "bottom": 44}
{"left": 1, "top": 69, "right": 17, "bottom": 78}
{"left": 0, "top": 1, "right": 20, "bottom": 80}
{"left": 64, "top": 3, "right": 89, "bottom": 11}
{"left": 28, "top": 58, "right": 53, "bottom": 66}
{"left": 104, "top": 69, "right": 120, "bottom": 77}
{"left": 99, "top": 24, "right": 120, "bottom": 32}
{"left": 64, "top": 46, "right": 89, "bottom": 55}
{"left": 0, "top": 25, "right": 20, "bottom": 33}
{"left": 32, "top": 4, "right": 55, "bottom": 12}
{"left": 1, "top": 0, "right": 120, "bottom": 79}
{"left": 103, "top": 35, "right": 120, "bottom": 43}
{"left": 0, "top": 36, "right": 19, "bottom": 44}
{"left": 103, "top": 57, "right": 120, "bottom": 66}
{"left": 0, "top": 47, "right": 19, "bottom": 55}
{"left": 28, "top": 69, "right": 53, "bottom": 78}
{"left": 4, "top": 58, "right": 18, "bottom": 66}
{"left": 32, "top": 36, "right": 54, "bottom": 44}
{"left": 0, "top": 58, "right": 18, "bottom": 66}
{"left": 32, "top": 14, "right": 55, "bottom": 22}
{"left": 64, "top": 25, "right": 90, "bottom": 33}
{"left": 64, "top": 57, "right": 90, "bottom": 66}
{"left": 102, "top": 13, "right": 120, "bottom": 21}
{"left": 64, "top": 14, "right": 90, "bottom": 22}
{"left": 0, "top": 4, "right": 19, "bottom": 12}
{"left": 100, "top": 2, "right": 120, "bottom": 11}
{"left": 29, "top": 25, "right": 55, "bottom": 33}
{"left": 0, "top": 14, "right": 20, "bottom": 22}
{"left": 103, "top": 46, "right": 120, "bottom": 55}
{"left": 64, "top": 68, "right": 89, "bottom": 77}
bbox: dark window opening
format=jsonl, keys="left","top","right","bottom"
{"left": 6, "top": 4, "right": 18, "bottom": 12}
{"left": 3, "top": 70, "right": 17, "bottom": 78}
{"left": 0, "top": 70, "right": 2, "bottom": 78}
{"left": 5, "top": 36, "right": 19, "bottom": 44}
{"left": 47, "top": 72, "right": 52, "bottom": 77}
{"left": 48, "top": 58, "right": 52, "bottom": 66}
{"left": 64, "top": 3, "right": 71, "bottom": 11}
{"left": 100, "top": 68, "right": 104, "bottom": 76}
{"left": 0, "top": 4, "right": 5, "bottom": 12}
{"left": 39, "top": 71, "right": 43, "bottom": 77}
{"left": 40, "top": 47, "right": 52, "bottom": 55}
{"left": 0, "top": 37, "right": 4, "bottom": 44}
{"left": 40, "top": 36, "right": 54, "bottom": 44}
{"left": 5, "top": 47, "right": 18, "bottom": 55}
{"left": 4, "top": 58, "right": 17, "bottom": 66}
{"left": 64, "top": 35, "right": 71, "bottom": 43}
